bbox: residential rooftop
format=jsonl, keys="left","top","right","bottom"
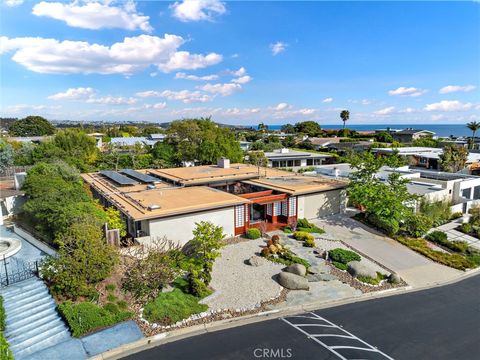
{"left": 264, "top": 148, "right": 333, "bottom": 159}
{"left": 245, "top": 175, "right": 347, "bottom": 195}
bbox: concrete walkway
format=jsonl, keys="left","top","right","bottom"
{"left": 311, "top": 215, "right": 462, "bottom": 287}
{"left": 434, "top": 218, "right": 480, "bottom": 250}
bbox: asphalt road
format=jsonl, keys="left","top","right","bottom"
{"left": 123, "top": 274, "right": 480, "bottom": 360}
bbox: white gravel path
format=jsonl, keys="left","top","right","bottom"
{"left": 200, "top": 239, "right": 284, "bottom": 311}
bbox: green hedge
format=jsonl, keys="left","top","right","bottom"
{"left": 293, "top": 231, "right": 314, "bottom": 242}
{"left": 0, "top": 296, "right": 13, "bottom": 360}
{"left": 329, "top": 248, "right": 361, "bottom": 264}
{"left": 332, "top": 261, "right": 347, "bottom": 270}
{"left": 143, "top": 288, "right": 208, "bottom": 325}
{"left": 246, "top": 228, "right": 261, "bottom": 239}
{"left": 58, "top": 301, "right": 133, "bottom": 337}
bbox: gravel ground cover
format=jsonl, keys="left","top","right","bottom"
{"left": 200, "top": 238, "right": 284, "bottom": 311}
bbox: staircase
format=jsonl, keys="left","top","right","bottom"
{"left": 1, "top": 278, "right": 71, "bottom": 359}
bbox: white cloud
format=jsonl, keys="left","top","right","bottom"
{"left": 374, "top": 106, "right": 395, "bottom": 115}
{"left": 152, "top": 102, "right": 167, "bottom": 109}
{"left": 399, "top": 107, "right": 416, "bottom": 113}
{"left": 4, "top": 0, "right": 23, "bottom": 7}
{"left": 200, "top": 82, "right": 242, "bottom": 96}
{"left": 136, "top": 90, "right": 214, "bottom": 103}
{"left": 157, "top": 51, "right": 222, "bottom": 72}
{"left": 231, "top": 75, "right": 252, "bottom": 84}
{"left": 86, "top": 96, "right": 137, "bottom": 105}
{"left": 439, "top": 85, "right": 476, "bottom": 94}
{"left": 229, "top": 67, "right": 246, "bottom": 77}
{"left": 0, "top": 34, "right": 222, "bottom": 74}
{"left": 431, "top": 114, "right": 445, "bottom": 121}
{"left": 48, "top": 87, "right": 96, "bottom": 100}
{"left": 4, "top": 104, "right": 61, "bottom": 113}
{"left": 150, "top": 72, "right": 158, "bottom": 77}
{"left": 175, "top": 72, "right": 219, "bottom": 81}
{"left": 171, "top": 0, "right": 226, "bottom": 22}
{"left": 270, "top": 41, "right": 287, "bottom": 56}
{"left": 350, "top": 99, "right": 371, "bottom": 105}
{"left": 275, "top": 103, "right": 291, "bottom": 111}
{"left": 424, "top": 100, "right": 473, "bottom": 112}
{"left": 388, "top": 86, "right": 426, "bottom": 97}
{"left": 322, "top": 97, "right": 333, "bottom": 103}
{"left": 32, "top": 1, "right": 152, "bottom": 32}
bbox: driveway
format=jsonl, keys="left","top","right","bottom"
{"left": 311, "top": 215, "right": 462, "bottom": 287}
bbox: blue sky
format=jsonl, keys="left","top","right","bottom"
{"left": 1, "top": 0, "right": 479, "bottom": 125}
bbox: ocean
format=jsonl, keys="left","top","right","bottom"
{"left": 255, "top": 124, "right": 472, "bottom": 138}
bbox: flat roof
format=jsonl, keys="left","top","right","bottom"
{"left": 149, "top": 163, "right": 290, "bottom": 185}
{"left": 264, "top": 149, "right": 332, "bottom": 159}
{"left": 81, "top": 173, "right": 248, "bottom": 220}
{"left": 246, "top": 176, "right": 347, "bottom": 195}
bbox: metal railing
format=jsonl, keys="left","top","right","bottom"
{"left": 0, "top": 255, "right": 42, "bottom": 288}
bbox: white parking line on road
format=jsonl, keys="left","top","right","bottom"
{"left": 281, "top": 312, "right": 394, "bottom": 360}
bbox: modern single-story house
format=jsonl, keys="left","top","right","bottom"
{"left": 304, "top": 137, "right": 344, "bottom": 150}
{"left": 82, "top": 159, "right": 347, "bottom": 245}
{"left": 264, "top": 148, "right": 336, "bottom": 169}
{"left": 313, "top": 163, "right": 480, "bottom": 214}
{"left": 372, "top": 147, "right": 480, "bottom": 172}
{"left": 109, "top": 134, "right": 165, "bottom": 148}
{"left": 390, "top": 129, "right": 435, "bottom": 143}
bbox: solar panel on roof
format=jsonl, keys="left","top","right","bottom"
{"left": 120, "top": 169, "right": 159, "bottom": 184}
{"left": 100, "top": 170, "right": 138, "bottom": 186}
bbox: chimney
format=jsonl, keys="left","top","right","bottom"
{"left": 217, "top": 157, "right": 230, "bottom": 168}
{"left": 280, "top": 148, "right": 289, "bottom": 154}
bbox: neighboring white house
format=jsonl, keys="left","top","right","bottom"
{"left": 264, "top": 148, "right": 335, "bottom": 169}
{"left": 313, "top": 163, "right": 480, "bottom": 214}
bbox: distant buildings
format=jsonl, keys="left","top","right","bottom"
{"left": 109, "top": 133, "right": 165, "bottom": 148}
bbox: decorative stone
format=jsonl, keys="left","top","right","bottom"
{"left": 278, "top": 272, "right": 310, "bottom": 290}
{"left": 307, "top": 273, "right": 337, "bottom": 282}
{"left": 388, "top": 272, "right": 401, "bottom": 284}
{"left": 248, "top": 255, "right": 265, "bottom": 267}
{"left": 162, "top": 285, "right": 174, "bottom": 293}
{"left": 285, "top": 263, "right": 307, "bottom": 276}
{"left": 347, "top": 261, "right": 377, "bottom": 279}
{"left": 308, "top": 264, "right": 330, "bottom": 275}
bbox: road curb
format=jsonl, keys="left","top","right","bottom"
{"left": 90, "top": 270, "right": 478, "bottom": 360}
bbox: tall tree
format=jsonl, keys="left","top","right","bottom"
{"left": 340, "top": 110, "right": 350, "bottom": 129}
{"left": 8, "top": 116, "right": 55, "bottom": 136}
{"left": 294, "top": 121, "right": 322, "bottom": 137}
{"left": 0, "top": 140, "right": 14, "bottom": 172}
{"left": 281, "top": 124, "right": 295, "bottom": 134}
{"left": 439, "top": 145, "right": 469, "bottom": 173}
{"left": 466, "top": 121, "right": 480, "bottom": 149}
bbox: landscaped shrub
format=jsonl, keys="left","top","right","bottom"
{"left": 367, "top": 213, "right": 400, "bottom": 235}
{"left": 271, "top": 235, "right": 280, "bottom": 244}
{"left": 105, "top": 284, "right": 116, "bottom": 292}
{"left": 293, "top": 231, "right": 314, "bottom": 242}
{"left": 357, "top": 272, "right": 387, "bottom": 285}
{"left": 450, "top": 212, "right": 463, "bottom": 220}
{"left": 187, "top": 269, "right": 212, "bottom": 298}
{"left": 58, "top": 301, "right": 133, "bottom": 337}
{"left": 328, "top": 248, "right": 361, "bottom": 264}
{"left": 295, "top": 218, "right": 325, "bottom": 233}
{"left": 143, "top": 289, "right": 208, "bottom": 326}
{"left": 0, "top": 296, "right": 5, "bottom": 331}
{"left": 396, "top": 237, "right": 474, "bottom": 270}
{"left": 282, "top": 226, "right": 293, "bottom": 234}
{"left": 304, "top": 237, "right": 316, "bottom": 247}
{"left": 466, "top": 248, "right": 480, "bottom": 267}
{"left": 0, "top": 295, "right": 13, "bottom": 360}
{"left": 460, "top": 223, "right": 473, "bottom": 234}
{"left": 420, "top": 200, "right": 452, "bottom": 227}
{"left": 297, "top": 218, "right": 312, "bottom": 228}
{"left": 403, "top": 213, "right": 433, "bottom": 238}
{"left": 425, "top": 231, "right": 448, "bottom": 243}
{"left": 246, "top": 228, "right": 261, "bottom": 239}
{"left": 426, "top": 231, "right": 468, "bottom": 253}
{"left": 332, "top": 261, "right": 347, "bottom": 270}
{"left": 117, "top": 300, "right": 128, "bottom": 310}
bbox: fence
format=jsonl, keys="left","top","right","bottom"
{"left": 0, "top": 255, "right": 42, "bottom": 288}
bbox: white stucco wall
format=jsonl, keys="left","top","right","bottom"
{"left": 300, "top": 190, "right": 344, "bottom": 219}
{"left": 145, "top": 207, "right": 235, "bottom": 246}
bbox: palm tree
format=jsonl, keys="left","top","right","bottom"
{"left": 467, "top": 121, "right": 480, "bottom": 149}
{"left": 340, "top": 110, "right": 350, "bottom": 129}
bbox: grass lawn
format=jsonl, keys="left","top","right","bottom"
{"left": 143, "top": 288, "right": 208, "bottom": 326}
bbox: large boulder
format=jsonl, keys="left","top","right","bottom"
{"left": 248, "top": 255, "right": 265, "bottom": 267}
{"left": 388, "top": 272, "right": 401, "bottom": 284}
{"left": 278, "top": 272, "right": 310, "bottom": 290}
{"left": 347, "top": 261, "right": 377, "bottom": 279}
{"left": 285, "top": 263, "right": 307, "bottom": 276}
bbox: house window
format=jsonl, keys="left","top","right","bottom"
{"left": 281, "top": 200, "right": 288, "bottom": 216}
{"left": 235, "top": 205, "right": 245, "bottom": 227}
{"left": 274, "top": 202, "right": 282, "bottom": 216}
{"left": 294, "top": 160, "right": 301, "bottom": 166}
{"left": 288, "top": 197, "right": 297, "bottom": 216}
{"left": 266, "top": 203, "right": 273, "bottom": 216}
{"left": 307, "top": 159, "right": 313, "bottom": 165}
